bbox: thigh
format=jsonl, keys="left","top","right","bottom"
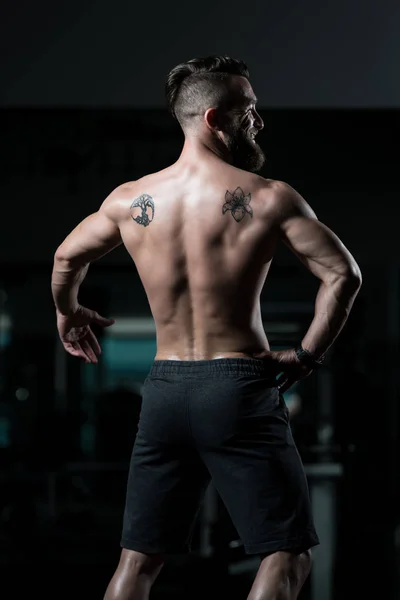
{"left": 121, "top": 430, "right": 211, "bottom": 554}
{"left": 200, "top": 386, "right": 319, "bottom": 555}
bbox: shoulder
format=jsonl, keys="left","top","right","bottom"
{"left": 99, "top": 179, "right": 152, "bottom": 222}
{"left": 256, "top": 178, "right": 316, "bottom": 220}
{"left": 101, "top": 168, "right": 169, "bottom": 210}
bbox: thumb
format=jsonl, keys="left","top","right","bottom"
{"left": 92, "top": 312, "right": 115, "bottom": 327}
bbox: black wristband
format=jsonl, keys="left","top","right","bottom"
{"left": 295, "top": 345, "right": 325, "bottom": 369}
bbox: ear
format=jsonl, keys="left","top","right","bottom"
{"left": 204, "top": 107, "right": 220, "bottom": 131}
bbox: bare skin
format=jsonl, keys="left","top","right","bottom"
{"left": 51, "top": 75, "right": 362, "bottom": 600}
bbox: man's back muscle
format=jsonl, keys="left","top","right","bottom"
{"left": 115, "top": 163, "right": 280, "bottom": 360}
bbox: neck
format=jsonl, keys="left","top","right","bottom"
{"left": 178, "top": 132, "right": 233, "bottom": 166}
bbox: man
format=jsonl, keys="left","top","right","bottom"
{"left": 51, "top": 56, "right": 362, "bottom": 600}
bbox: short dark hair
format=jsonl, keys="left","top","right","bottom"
{"left": 165, "top": 55, "right": 250, "bottom": 129}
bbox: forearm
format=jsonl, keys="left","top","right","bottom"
{"left": 301, "top": 275, "right": 361, "bottom": 359}
{"left": 51, "top": 254, "right": 90, "bottom": 315}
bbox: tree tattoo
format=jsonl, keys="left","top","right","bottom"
{"left": 130, "top": 194, "right": 155, "bottom": 227}
{"left": 222, "top": 187, "right": 253, "bottom": 222}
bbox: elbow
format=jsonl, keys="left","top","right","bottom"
{"left": 324, "top": 262, "right": 362, "bottom": 295}
{"left": 53, "top": 247, "right": 87, "bottom": 270}
{"left": 337, "top": 264, "right": 362, "bottom": 295}
{"left": 54, "top": 247, "right": 65, "bottom": 264}
{"left": 53, "top": 248, "right": 71, "bottom": 272}
{"left": 52, "top": 251, "right": 69, "bottom": 283}
{"left": 54, "top": 242, "right": 70, "bottom": 262}
{"left": 347, "top": 264, "right": 362, "bottom": 290}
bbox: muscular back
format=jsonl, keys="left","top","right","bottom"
{"left": 54, "top": 150, "right": 360, "bottom": 363}
{"left": 115, "top": 161, "right": 281, "bottom": 360}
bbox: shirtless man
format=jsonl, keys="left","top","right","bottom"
{"left": 51, "top": 56, "right": 362, "bottom": 600}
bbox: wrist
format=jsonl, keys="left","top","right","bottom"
{"left": 294, "top": 345, "right": 325, "bottom": 369}
{"left": 56, "top": 303, "right": 79, "bottom": 317}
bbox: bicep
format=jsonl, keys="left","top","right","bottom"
{"left": 56, "top": 209, "right": 122, "bottom": 265}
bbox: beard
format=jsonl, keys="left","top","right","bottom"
{"left": 225, "top": 126, "right": 266, "bottom": 172}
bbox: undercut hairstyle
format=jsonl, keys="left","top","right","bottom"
{"left": 165, "top": 55, "right": 250, "bottom": 129}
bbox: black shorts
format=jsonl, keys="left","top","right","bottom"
{"left": 121, "top": 358, "right": 319, "bottom": 556}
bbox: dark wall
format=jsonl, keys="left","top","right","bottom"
{"left": 2, "top": 0, "right": 400, "bottom": 108}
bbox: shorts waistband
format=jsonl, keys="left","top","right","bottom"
{"left": 148, "top": 358, "right": 276, "bottom": 378}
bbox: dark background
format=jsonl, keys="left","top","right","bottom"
{"left": 2, "top": 0, "right": 400, "bottom": 109}
{"left": 0, "top": 2, "right": 399, "bottom": 599}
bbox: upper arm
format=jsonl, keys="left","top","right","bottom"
{"left": 55, "top": 187, "right": 128, "bottom": 265}
{"left": 274, "top": 181, "right": 362, "bottom": 284}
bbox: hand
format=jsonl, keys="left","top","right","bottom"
{"left": 258, "top": 348, "right": 314, "bottom": 393}
{"left": 56, "top": 305, "right": 115, "bottom": 363}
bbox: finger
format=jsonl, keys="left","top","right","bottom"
{"left": 278, "top": 378, "right": 296, "bottom": 394}
{"left": 63, "top": 341, "right": 87, "bottom": 361}
{"left": 262, "top": 354, "right": 284, "bottom": 376}
{"left": 92, "top": 312, "right": 115, "bottom": 327}
{"left": 80, "top": 339, "right": 98, "bottom": 364}
{"left": 72, "top": 341, "right": 91, "bottom": 363}
{"left": 276, "top": 372, "right": 288, "bottom": 389}
{"left": 268, "top": 362, "right": 283, "bottom": 377}
{"left": 86, "top": 329, "right": 102, "bottom": 355}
